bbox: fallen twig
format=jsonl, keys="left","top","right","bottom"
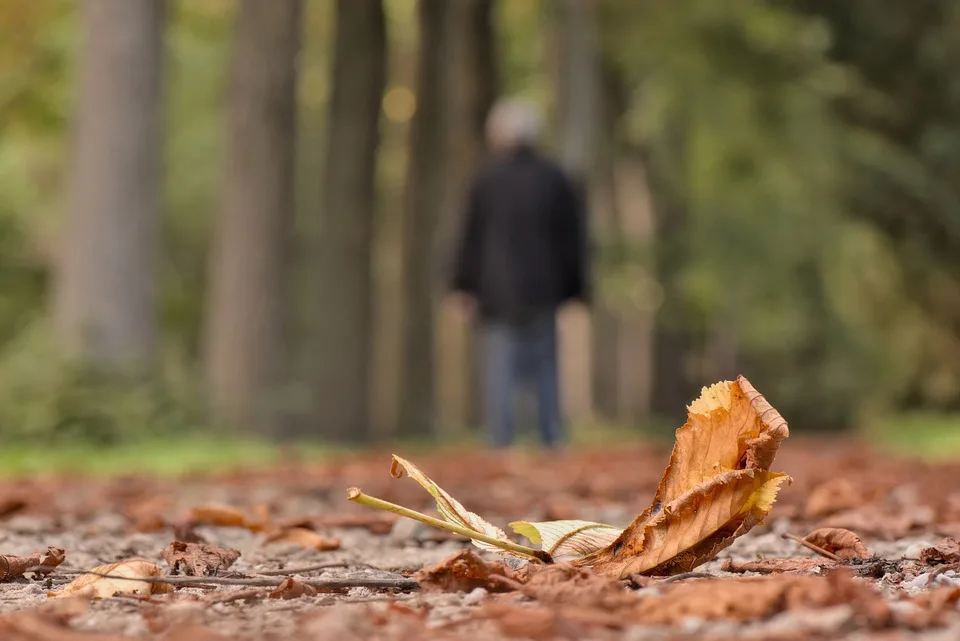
{"left": 782, "top": 532, "right": 842, "bottom": 562}
{"left": 78, "top": 570, "right": 419, "bottom": 592}
{"left": 658, "top": 571, "right": 714, "bottom": 584}
{"left": 257, "top": 561, "right": 380, "bottom": 576}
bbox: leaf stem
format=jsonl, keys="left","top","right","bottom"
{"left": 347, "top": 488, "right": 550, "bottom": 562}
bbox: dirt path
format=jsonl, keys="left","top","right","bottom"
{"left": 2, "top": 440, "right": 960, "bottom": 640}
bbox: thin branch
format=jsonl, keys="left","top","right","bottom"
{"left": 257, "top": 561, "right": 381, "bottom": 576}
{"left": 782, "top": 532, "right": 842, "bottom": 562}
{"left": 78, "top": 570, "right": 419, "bottom": 592}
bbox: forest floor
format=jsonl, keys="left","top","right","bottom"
{"left": 2, "top": 438, "right": 960, "bottom": 640}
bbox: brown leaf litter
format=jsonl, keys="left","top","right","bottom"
{"left": 161, "top": 541, "right": 240, "bottom": 576}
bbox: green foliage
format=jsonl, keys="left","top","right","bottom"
{"left": 0, "top": 321, "right": 207, "bottom": 445}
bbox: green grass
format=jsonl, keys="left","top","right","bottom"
{"left": 867, "top": 411, "right": 960, "bottom": 462}
{"left": 2, "top": 411, "right": 958, "bottom": 477}
{"left": 0, "top": 435, "right": 335, "bottom": 477}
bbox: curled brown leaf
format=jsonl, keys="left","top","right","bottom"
{"left": 803, "top": 527, "right": 870, "bottom": 560}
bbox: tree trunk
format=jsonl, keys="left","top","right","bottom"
{"left": 436, "top": 0, "right": 497, "bottom": 433}
{"left": 53, "top": 0, "right": 165, "bottom": 369}
{"left": 397, "top": 0, "right": 449, "bottom": 438}
{"left": 201, "top": 0, "right": 302, "bottom": 433}
{"left": 309, "top": 0, "right": 387, "bottom": 443}
{"left": 555, "top": 0, "right": 602, "bottom": 423}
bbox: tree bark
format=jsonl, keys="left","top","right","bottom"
{"left": 309, "top": 0, "right": 387, "bottom": 442}
{"left": 201, "top": 0, "right": 302, "bottom": 433}
{"left": 436, "top": 0, "right": 497, "bottom": 433}
{"left": 555, "top": 0, "right": 602, "bottom": 423}
{"left": 53, "top": 0, "right": 165, "bottom": 369}
{"left": 397, "top": 0, "right": 449, "bottom": 438}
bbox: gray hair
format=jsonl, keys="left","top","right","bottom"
{"left": 485, "top": 97, "right": 544, "bottom": 151}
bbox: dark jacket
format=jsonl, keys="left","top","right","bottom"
{"left": 450, "top": 145, "right": 589, "bottom": 323}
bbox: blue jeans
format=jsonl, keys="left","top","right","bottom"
{"left": 480, "top": 313, "right": 564, "bottom": 449}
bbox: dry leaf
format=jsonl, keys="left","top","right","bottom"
{"left": 631, "top": 571, "right": 888, "bottom": 626}
{"left": 804, "top": 478, "right": 865, "bottom": 518}
{"left": 263, "top": 527, "right": 340, "bottom": 551}
{"left": 578, "top": 375, "right": 790, "bottom": 577}
{"left": 414, "top": 548, "right": 517, "bottom": 593}
{"left": 0, "top": 547, "right": 65, "bottom": 581}
{"left": 390, "top": 455, "right": 513, "bottom": 554}
{"left": 49, "top": 559, "right": 172, "bottom": 599}
{"left": 161, "top": 541, "right": 240, "bottom": 576}
{"left": 123, "top": 495, "right": 172, "bottom": 532}
{"left": 509, "top": 520, "right": 623, "bottom": 557}
{"left": 921, "top": 537, "right": 960, "bottom": 564}
{"left": 187, "top": 504, "right": 248, "bottom": 528}
{"left": 269, "top": 577, "right": 319, "bottom": 599}
{"left": 804, "top": 527, "right": 870, "bottom": 560}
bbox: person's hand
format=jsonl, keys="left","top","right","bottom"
{"left": 444, "top": 292, "right": 477, "bottom": 319}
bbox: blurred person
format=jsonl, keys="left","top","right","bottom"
{"left": 447, "top": 97, "right": 589, "bottom": 450}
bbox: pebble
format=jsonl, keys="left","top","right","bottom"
{"left": 462, "top": 587, "right": 487, "bottom": 606}
{"left": 902, "top": 572, "right": 931, "bottom": 590}
{"left": 903, "top": 542, "right": 932, "bottom": 560}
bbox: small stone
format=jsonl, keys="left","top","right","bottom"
{"left": 903, "top": 542, "right": 932, "bottom": 560}
{"left": 463, "top": 587, "right": 487, "bottom": 606}
{"left": 903, "top": 572, "right": 931, "bottom": 590}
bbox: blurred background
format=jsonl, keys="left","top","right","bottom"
{"left": 1, "top": 0, "right": 959, "bottom": 468}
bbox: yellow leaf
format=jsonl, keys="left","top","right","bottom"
{"left": 509, "top": 520, "right": 623, "bottom": 557}
{"left": 390, "top": 455, "right": 513, "bottom": 554}
{"left": 49, "top": 560, "right": 171, "bottom": 599}
{"left": 577, "top": 375, "right": 791, "bottom": 577}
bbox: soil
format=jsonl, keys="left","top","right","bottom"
{"left": 2, "top": 438, "right": 960, "bottom": 640}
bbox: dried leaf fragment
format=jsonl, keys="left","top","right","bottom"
{"left": 161, "top": 541, "right": 240, "bottom": 576}
{"left": 414, "top": 548, "right": 517, "bottom": 593}
{"left": 0, "top": 547, "right": 65, "bottom": 581}
{"left": 269, "top": 578, "right": 318, "bottom": 599}
{"left": 187, "top": 504, "right": 248, "bottom": 528}
{"left": 803, "top": 527, "right": 870, "bottom": 560}
{"left": 263, "top": 527, "right": 340, "bottom": 551}
{"left": 921, "top": 537, "right": 960, "bottom": 565}
{"left": 390, "top": 455, "right": 513, "bottom": 554}
{"left": 50, "top": 559, "right": 172, "bottom": 599}
{"left": 510, "top": 520, "right": 623, "bottom": 557}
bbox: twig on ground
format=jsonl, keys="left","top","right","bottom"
{"left": 78, "top": 570, "right": 420, "bottom": 592}
{"left": 257, "top": 561, "right": 381, "bottom": 576}
{"left": 658, "top": 571, "right": 714, "bottom": 584}
{"left": 782, "top": 532, "right": 842, "bottom": 562}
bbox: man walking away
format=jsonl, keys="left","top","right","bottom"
{"left": 447, "top": 97, "right": 589, "bottom": 450}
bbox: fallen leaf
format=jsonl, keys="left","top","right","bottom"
{"left": 123, "top": 495, "right": 172, "bottom": 532}
{"left": 478, "top": 603, "right": 562, "bottom": 640}
{"left": 804, "top": 527, "right": 870, "bottom": 560}
{"left": 161, "top": 541, "right": 240, "bottom": 576}
{"left": 414, "top": 548, "right": 517, "bottom": 593}
{"left": 0, "top": 547, "right": 65, "bottom": 581}
{"left": 269, "top": 577, "right": 319, "bottom": 599}
{"left": 350, "top": 375, "right": 791, "bottom": 578}
{"left": 509, "top": 520, "right": 623, "bottom": 557}
{"left": 722, "top": 558, "right": 833, "bottom": 574}
{"left": 389, "top": 455, "right": 514, "bottom": 554}
{"left": 577, "top": 375, "right": 790, "bottom": 577}
{"left": 187, "top": 504, "right": 248, "bottom": 528}
{"left": 804, "top": 478, "right": 865, "bottom": 518}
{"left": 49, "top": 559, "right": 173, "bottom": 599}
{"left": 263, "top": 527, "right": 340, "bottom": 551}
{"left": 921, "top": 537, "right": 960, "bottom": 564}
{"left": 631, "top": 571, "right": 889, "bottom": 626}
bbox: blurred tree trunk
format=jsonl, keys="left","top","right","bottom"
{"left": 53, "top": 0, "right": 165, "bottom": 369}
{"left": 436, "top": 0, "right": 497, "bottom": 433}
{"left": 309, "top": 0, "right": 387, "bottom": 442}
{"left": 201, "top": 0, "right": 302, "bottom": 433}
{"left": 555, "top": 0, "right": 606, "bottom": 423}
{"left": 397, "top": 0, "right": 449, "bottom": 438}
